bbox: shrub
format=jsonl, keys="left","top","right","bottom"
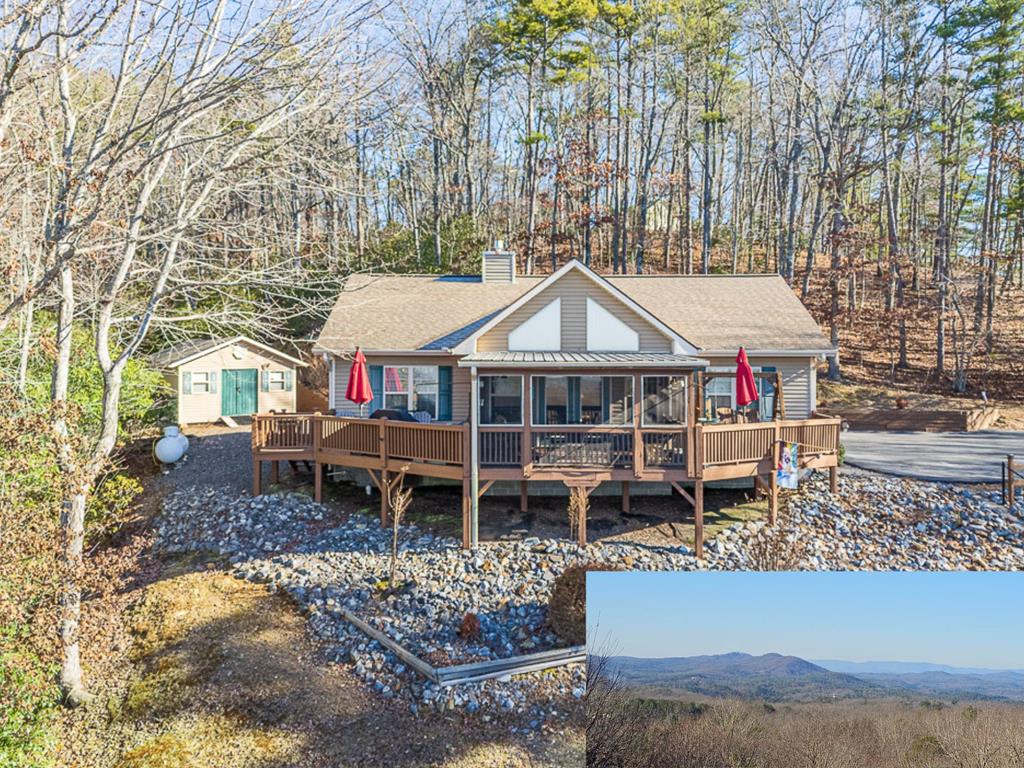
{"left": 457, "top": 612, "right": 481, "bottom": 641}
{"left": 87, "top": 472, "right": 144, "bottom": 538}
{"left": 0, "top": 647, "right": 59, "bottom": 768}
{"left": 548, "top": 564, "right": 622, "bottom": 645}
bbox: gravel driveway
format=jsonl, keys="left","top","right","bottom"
{"left": 842, "top": 430, "right": 1024, "bottom": 483}
{"left": 154, "top": 425, "right": 255, "bottom": 496}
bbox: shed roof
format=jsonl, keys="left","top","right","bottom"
{"left": 151, "top": 336, "right": 306, "bottom": 369}
{"left": 314, "top": 269, "right": 832, "bottom": 357}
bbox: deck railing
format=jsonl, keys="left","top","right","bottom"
{"left": 252, "top": 414, "right": 841, "bottom": 478}
{"left": 531, "top": 427, "right": 634, "bottom": 468}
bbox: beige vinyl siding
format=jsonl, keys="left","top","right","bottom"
{"left": 478, "top": 270, "right": 672, "bottom": 352}
{"left": 705, "top": 355, "right": 815, "bottom": 419}
{"left": 335, "top": 354, "right": 471, "bottom": 423}
{"left": 482, "top": 253, "right": 515, "bottom": 283}
{"left": 176, "top": 342, "right": 296, "bottom": 424}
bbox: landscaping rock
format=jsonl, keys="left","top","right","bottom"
{"left": 154, "top": 471, "right": 1024, "bottom": 722}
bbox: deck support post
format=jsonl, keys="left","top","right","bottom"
{"left": 1006, "top": 455, "right": 1015, "bottom": 507}
{"left": 768, "top": 423, "right": 780, "bottom": 526}
{"left": 312, "top": 412, "right": 323, "bottom": 503}
{"left": 694, "top": 480, "right": 704, "bottom": 559}
{"left": 380, "top": 469, "right": 390, "bottom": 526}
{"left": 269, "top": 459, "right": 279, "bottom": 485}
{"left": 621, "top": 480, "right": 630, "bottom": 513}
{"left": 469, "top": 366, "right": 480, "bottom": 548}
{"left": 461, "top": 477, "right": 471, "bottom": 549}
{"left": 252, "top": 459, "right": 261, "bottom": 496}
{"left": 829, "top": 465, "right": 838, "bottom": 495}
{"left": 519, "top": 481, "right": 528, "bottom": 514}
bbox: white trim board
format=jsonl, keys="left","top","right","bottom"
{"left": 586, "top": 297, "right": 639, "bottom": 351}
{"left": 508, "top": 297, "right": 561, "bottom": 351}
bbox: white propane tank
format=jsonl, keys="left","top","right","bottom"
{"left": 155, "top": 425, "right": 189, "bottom": 464}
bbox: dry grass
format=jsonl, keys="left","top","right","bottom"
{"left": 60, "top": 561, "right": 583, "bottom": 768}
{"left": 590, "top": 696, "right": 1024, "bottom": 768}
{"left": 818, "top": 379, "right": 1024, "bottom": 428}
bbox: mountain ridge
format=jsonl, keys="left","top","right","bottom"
{"left": 603, "top": 653, "right": 1024, "bottom": 703}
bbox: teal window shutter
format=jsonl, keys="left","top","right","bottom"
{"left": 209, "top": 371, "right": 217, "bottom": 394}
{"left": 567, "top": 377, "right": 581, "bottom": 424}
{"left": 437, "top": 366, "right": 452, "bottom": 420}
{"left": 532, "top": 376, "right": 546, "bottom": 424}
{"left": 182, "top": 371, "right": 192, "bottom": 395}
{"left": 261, "top": 370, "right": 270, "bottom": 392}
{"left": 368, "top": 365, "right": 384, "bottom": 414}
{"left": 284, "top": 370, "right": 294, "bottom": 392}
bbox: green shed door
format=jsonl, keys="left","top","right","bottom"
{"left": 221, "top": 368, "right": 258, "bottom": 416}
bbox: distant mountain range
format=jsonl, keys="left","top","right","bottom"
{"left": 603, "top": 653, "right": 1024, "bottom": 703}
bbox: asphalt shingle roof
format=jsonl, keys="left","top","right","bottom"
{"left": 314, "top": 271, "right": 832, "bottom": 356}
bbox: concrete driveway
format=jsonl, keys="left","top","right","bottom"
{"left": 841, "top": 430, "right": 1024, "bottom": 483}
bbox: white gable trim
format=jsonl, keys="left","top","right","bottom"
{"left": 508, "top": 297, "right": 561, "bottom": 351}
{"left": 450, "top": 260, "right": 699, "bottom": 355}
{"left": 586, "top": 297, "right": 639, "bottom": 351}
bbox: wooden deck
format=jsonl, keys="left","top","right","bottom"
{"left": 252, "top": 413, "right": 841, "bottom": 557}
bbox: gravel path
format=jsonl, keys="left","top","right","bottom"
{"left": 153, "top": 425, "right": 255, "bottom": 496}
{"left": 842, "top": 430, "right": 1024, "bottom": 482}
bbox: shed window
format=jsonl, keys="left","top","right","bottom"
{"left": 191, "top": 372, "right": 210, "bottom": 394}
{"left": 268, "top": 370, "right": 286, "bottom": 391}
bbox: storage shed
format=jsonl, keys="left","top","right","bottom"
{"left": 153, "top": 336, "right": 306, "bottom": 425}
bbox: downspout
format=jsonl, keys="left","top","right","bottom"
{"left": 470, "top": 365, "right": 479, "bottom": 548}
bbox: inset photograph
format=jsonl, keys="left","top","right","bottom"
{"left": 587, "top": 572, "right": 1024, "bottom": 768}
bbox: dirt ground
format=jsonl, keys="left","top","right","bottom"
{"left": 56, "top": 437, "right": 585, "bottom": 768}
{"left": 302, "top": 471, "right": 766, "bottom": 552}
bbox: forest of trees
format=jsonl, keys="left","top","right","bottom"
{"left": 0, "top": 0, "right": 1022, "bottom": 713}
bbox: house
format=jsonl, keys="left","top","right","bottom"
{"left": 253, "top": 247, "right": 841, "bottom": 555}
{"left": 153, "top": 336, "right": 306, "bottom": 425}
{"left": 315, "top": 249, "right": 832, "bottom": 423}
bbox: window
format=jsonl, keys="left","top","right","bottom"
{"left": 191, "top": 371, "right": 210, "bottom": 394}
{"left": 479, "top": 375, "right": 523, "bottom": 425}
{"left": 268, "top": 370, "right": 286, "bottom": 391}
{"left": 705, "top": 373, "right": 734, "bottom": 418}
{"left": 383, "top": 366, "right": 439, "bottom": 418}
{"left": 532, "top": 375, "right": 633, "bottom": 425}
{"left": 642, "top": 376, "right": 687, "bottom": 425}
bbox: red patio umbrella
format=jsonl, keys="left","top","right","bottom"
{"left": 735, "top": 347, "right": 758, "bottom": 407}
{"left": 345, "top": 347, "right": 373, "bottom": 412}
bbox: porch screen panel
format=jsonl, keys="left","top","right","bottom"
{"left": 601, "top": 376, "right": 633, "bottom": 425}
{"left": 535, "top": 376, "right": 568, "bottom": 424}
{"left": 642, "top": 376, "right": 687, "bottom": 425}
{"left": 578, "top": 376, "right": 602, "bottom": 424}
{"left": 532, "top": 375, "right": 633, "bottom": 425}
{"left": 479, "top": 375, "right": 523, "bottom": 425}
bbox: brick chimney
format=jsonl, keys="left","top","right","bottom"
{"left": 481, "top": 240, "right": 516, "bottom": 284}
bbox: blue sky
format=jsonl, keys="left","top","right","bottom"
{"left": 587, "top": 572, "right": 1024, "bottom": 669}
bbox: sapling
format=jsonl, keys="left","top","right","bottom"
{"left": 388, "top": 480, "right": 413, "bottom": 590}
